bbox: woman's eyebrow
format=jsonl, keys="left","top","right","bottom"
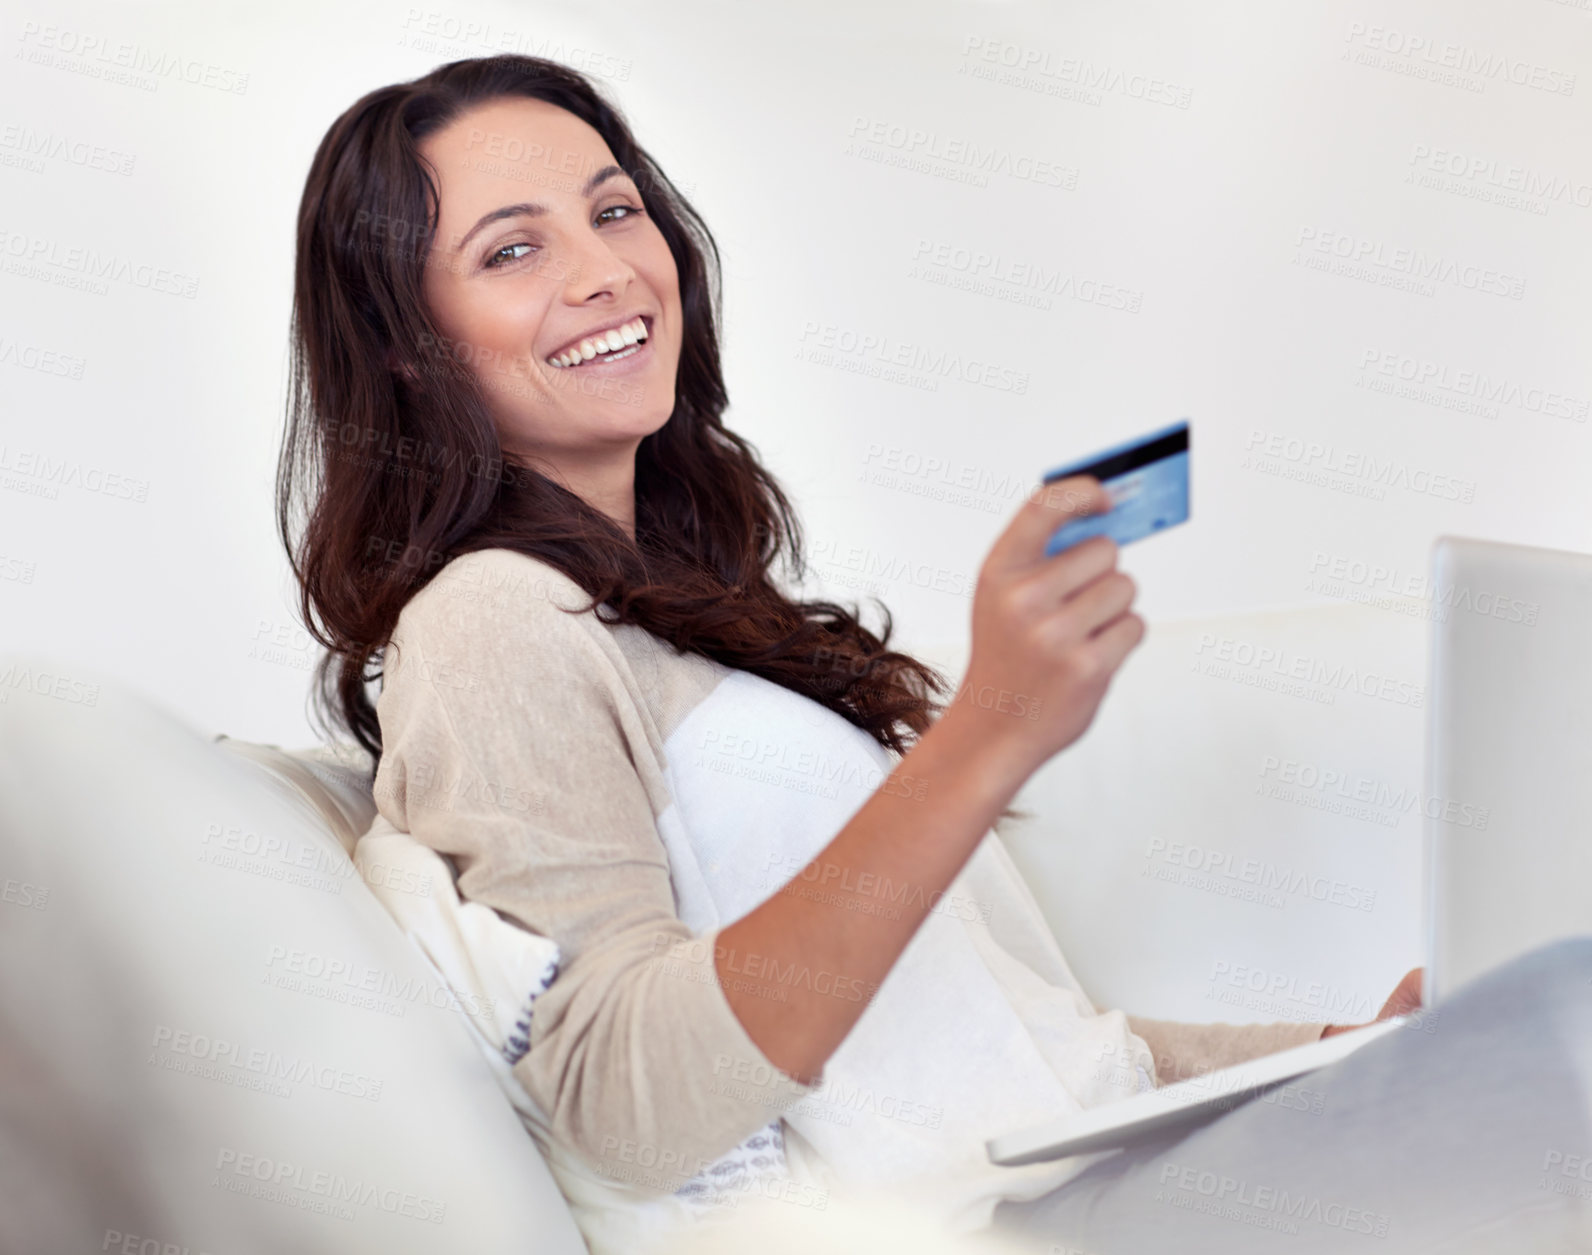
{"left": 454, "top": 163, "right": 627, "bottom": 253}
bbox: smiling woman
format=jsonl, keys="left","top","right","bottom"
{"left": 280, "top": 55, "right": 947, "bottom": 768}
{"left": 272, "top": 51, "right": 1508, "bottom": 1255}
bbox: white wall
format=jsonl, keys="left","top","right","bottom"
{"left": 2, "top": 2, "right": 1587, "bottom": 1011}
{"left": 4, "top": 0, "right": 1586, "bottom": 739}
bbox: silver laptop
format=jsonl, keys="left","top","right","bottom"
{"left": 988, "top": 535, "right": 1592, "bottom": 1168}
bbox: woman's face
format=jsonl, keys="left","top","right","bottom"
{"left": 416, "top": 96, "right": 681, "bottom": 479}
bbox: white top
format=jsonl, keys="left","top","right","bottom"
{"left": 364, "top": 547, "right": 1321, "bottom": 1255}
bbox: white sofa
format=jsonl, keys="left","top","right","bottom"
{"left": 0, "top": 599, "right": 1427, "bottom": 1250}
{"left": 0, "top": 662, "right": 588, "bottom": 1254}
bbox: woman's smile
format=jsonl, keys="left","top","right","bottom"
{"left": 545, "top": 313, "right": 654, "bottom": 372}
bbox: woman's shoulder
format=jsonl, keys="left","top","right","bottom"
{"left": 380, "top": 546, "right": 682, "bottom": 746}
{"left": 392, "top": 546, "right": 605, "bottom": 654}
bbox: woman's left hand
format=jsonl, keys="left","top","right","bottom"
{"left": 1319, "top": 967, "right": 1424, "bottom": 1038}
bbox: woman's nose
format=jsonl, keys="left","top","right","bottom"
{"left": 557, "top": 228, "right": 635, "bottom": 303}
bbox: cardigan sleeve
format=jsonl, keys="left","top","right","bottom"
{"left": 1124, "top": 1015, "right": 1328, "bottom": 1086}
{"left": 370, "top": 550, "right": 817, "bottom": 1195}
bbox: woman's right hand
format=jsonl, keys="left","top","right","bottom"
{"left": 948, "top": 475, "right": 1147, "bottom": 779}
{"left": 714, "top": 475, "right": 1144, "bottom": 1086}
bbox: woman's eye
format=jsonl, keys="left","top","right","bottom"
{"left": 484, "top": 205, "right": 642, "bottom": 269}
{"left": 486, "top": 242, "right": 535, "bottom": 269}
{"left": 599, "top": 203, "right": 645, "bottom": 225}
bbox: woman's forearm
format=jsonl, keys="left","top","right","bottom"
{"left": 713, "top": 705, "right": 1032, "bottom": 1084}
{"left": 714, "top": 483, "right": 1146, "bottom": 1084}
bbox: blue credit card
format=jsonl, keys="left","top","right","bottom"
{"left": 1040, "top": 420, "right": 1191, "bottom": 558}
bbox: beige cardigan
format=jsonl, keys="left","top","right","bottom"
{"left": 369, "top": 547, "right": 1323, "bottom": 1244}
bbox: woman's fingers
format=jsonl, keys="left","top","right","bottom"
{"left": 1025, "top": 533, "right": 1123, "bottom": 609}
{"left": 1088, "top": 609, "right": 1148, "bottom": 668}
{"left": 1323, "top": 967, "right": 1427, "bottom": 1038}
{"left": 1059, "top": 568, "right": 1139, "bottom": 639}
{"left": 985, "top": 476, "right": 1113, "bottom": 581}
{"left": 1379, "top": 967, "right": 1425, "bottom": 1018}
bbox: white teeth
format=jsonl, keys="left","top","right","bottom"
{"left": 549, "top": 317, "right": 650, "bottom": 368}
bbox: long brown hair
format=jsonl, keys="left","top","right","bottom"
{"left": 279, "top": 54, "right": 960, "bottom": 786}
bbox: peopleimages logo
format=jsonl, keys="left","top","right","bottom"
{"left": 1193, "top": 633, "right": 1424, "bottom": 707}
{"left": 1142, "top": 838, "right": 1377, "bottom": 912}
{"left": 805, "top": 538, "right": 978, "bottom": 601}
{"left": 1207, "top": 960, "right": 1375, "bottom": 1023}
{"left": 959, "top": 36, "right": 1195, "bottom": 109}
{"left": 0, "top": 662, "right": 101, "bottom": 706}
{"left": 908, "top": 238, "right": 1144, "bottom": 313}
{"left": 0, "top": 444, "right": 150, "bottom": 502}
{"left": 1342, "top": 21, "right": 1576, "bottom": 96}
{"left": 845, "top": 116, "right": 1079, "bottom": 189}
{"left": 760, "top": 851, "right": 992, "bottom": 924}
{"left": 149, "top": 1025, "right": 384, "bottom": 1101}
{"left": 0, "top": 228, "right": 201, "bottom": 297}
{"left": 1242, "top": 429, "right": 1477, "bottom": 504}
{"left": 1357, "top": 348, "right": 1589, "bottom": 423}
{"left": 16, "top": 21, "right": 251, "bottom": 94}
{"left": 1259, "top": 756, "right": 1490, "bottom": 830}
{"left": 1139, "top": 840, "right": 1375, "bottom": 917}
{"left": 1407, "top": 144, "right": 1592, "bottom": 212}
{"left": 1306, "top": 552, "right": 1540, "bottom": 626}
{"left": 1156, "top": 1161, "right": 1391, "bottom": 1237}
{"left": 212, "top": 1149, "right": 445, "bottom": 1222}
{"left": 395, "top": 11, "right": 632, "bottom": 81}
{"left": 1294, "top": 226, "right": 1524, "bottom": 299}
{"left": 799, "top": 322, "right": 1031, "bottom": 395}
{"left": 0, "top": 124, "right": 136, "bottom": 175}
{"left": 798, "top": 1079, "right": 945, "bottom": 1130}
{"left": 0, "top": 334, "right": 87, "bottom": 379}
{"left": 261, "top": 944, "right": 499, "bottom": 1022}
